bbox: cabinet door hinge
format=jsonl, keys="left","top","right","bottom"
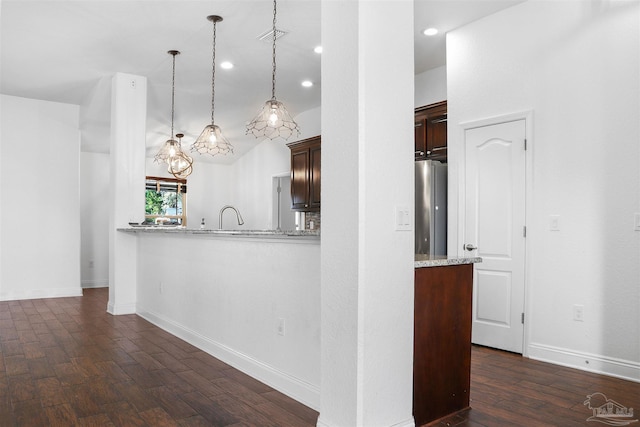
{"left": 521, "top": 312, "right": 525, "bottom": 324}
{"left": 524, "top": 139, "right": 527, "bottom": 150}
{"left": 523, "top": 226, "right": 527, "bottom": 237}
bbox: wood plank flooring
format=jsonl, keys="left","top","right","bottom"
{"left": 0, "top": 288, "right": 318, "bottom": 426}
{"left": 1, "top": 288, "right": 638, "bottom": 426}
{"left": 431, "top": 345, "right": 640, "bottom": 427}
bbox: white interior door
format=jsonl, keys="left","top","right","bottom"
{"left": 464, "top": 119, "right": 526, "bottom": 354}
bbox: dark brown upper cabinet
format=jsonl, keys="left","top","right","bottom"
{"left": 287, "top": 136, "right": 321, "bottom": 212}
{"left": 415, "top": 100, "right": 447, "bottom": 161}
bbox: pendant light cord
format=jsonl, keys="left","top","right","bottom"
{"left": 211, "top": 18, "right": 217, "bottom": 125}
{"left": 170, "top": 51, "right": 177, "bottom": 139}
{"left": 271, "top": 0, "right": 277, "bottom": 101}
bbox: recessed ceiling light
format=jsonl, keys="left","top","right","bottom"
{"left": 220, "top": 61, "right": 234, "bottom": 69}
{"left": 423, "top": 28, "right": 438, "bottom": 36}
{"left": 314, "top": 46, "right": 322, "bottom": 54}
{"left": 301, "top": 80, "right": 313, "bottom": 88}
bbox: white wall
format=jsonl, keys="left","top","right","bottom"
{"left": 136, "top": 233, "right": 321, "bottom": 408}
{"left": 294, "top": 105, "right": 322, "bottom": 140}
{"left": 447, "top": 0, "right": 640, "bottom": 380}
{"left": 80, "top": 75, "right": 112, "bottom": 154}
{"left": 79, "top": 76, "right": 111, "bottom": 289}
{"left": 414, "top": 65, "right": 446, "bottom": 108}
{"left": 0, "top": 94, "right": 82, "bottom": 300}
{"left": 80, "top": 152, "right": 110, "bottom": 288}
{"left": 227, "top": 140, "right": 291, "bottom": 230}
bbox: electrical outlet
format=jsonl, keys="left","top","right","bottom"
{"left": 573, "top": 304, "right": 584, "bottom": 321}
{"left": 277, "top": 318, "right": 285, "bottom": 336}
{"left": 88, "top": 260, "right": 94, "bottom": 268}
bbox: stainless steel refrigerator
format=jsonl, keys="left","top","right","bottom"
{"left": 415, "top": 160, "right": 447, "bottom": 256}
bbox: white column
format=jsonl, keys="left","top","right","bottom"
{"left": 319, "top": 1, "right": 415, "bottom": 426}
{"left": 108, "top": 72, "right": 147, "bottom": 314}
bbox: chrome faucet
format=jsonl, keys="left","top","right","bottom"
{"left": 218, "top": 205, "right": 244, "bottom": 229}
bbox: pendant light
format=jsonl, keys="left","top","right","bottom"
{"left": 191, "top": 15, "right": 233, "bottom": 156}
{"left": 246, "top": 0, "right": 300, "bottom": 140}
{"left": 168, "top": 133, "right": 193, "bottom": 179}
{"left": 154, "top": 50, "right": 193, "bottom": 179}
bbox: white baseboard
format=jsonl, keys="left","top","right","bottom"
{"left": 528, "top": 342, "right": 640, "bottom": 383}
{"left": 389, "top": 417, "right": 415, "bottom": 427}
{"left": 317, "top": 416, "right": 415, "bottom": 427}
{"left": 81, "top": 279, "right": 108, "bottom": 288}
{"left": 137, "top": 305, "right": 320, "bottom": 411}
{"left": 0, "top": 287, "right": 83, "bottom": 301}
{"left": 107, "top": 300, "right": 137, "bottom": 315}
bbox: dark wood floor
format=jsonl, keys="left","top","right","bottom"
{"left": 0, "top": 288, "right": 319, "bottom": 426}
{"left": 433, "top": 346, "right": 640, "bottom": 427}
{"left": 1, "top": 288, "right": 639, "bottom": 426}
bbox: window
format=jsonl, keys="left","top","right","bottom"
{"left": 145, "top": 176, "right": 187, "bottom": 226}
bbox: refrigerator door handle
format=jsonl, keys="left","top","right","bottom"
{"left": 464, "top": 243, "right": 477, "bottom": 251}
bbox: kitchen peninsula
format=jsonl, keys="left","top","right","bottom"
{"left": 119, "top": 226, "right": 321, "bottom": 408}
{"left": 413, "top": 255, "right": 481, "bottom": 426}
{"left": 121, "top": 225, "right": 479, "bottom": 418}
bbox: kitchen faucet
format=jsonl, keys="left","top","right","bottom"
{"left": 218, "top": 205, "right": 244, "bottom": 229}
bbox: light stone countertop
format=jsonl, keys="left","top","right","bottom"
{"left": 119, "top": 228, "right": 480, "bottom": 263}
{"left": 118, "top": 226, "right": 320, "bottom": 240}
{"left": 414, "top": 254, "right": 482, "bottom": 269}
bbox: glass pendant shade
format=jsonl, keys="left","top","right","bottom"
{"left": 246, "top": 99, "right": 299, "bottom": 140}
{"left": 191, "top": 15, "right": 233, "bottom": 157}
{"left": 246, "top": 0, "right": 299, "bottom": 140}
{"left": 192, "top": 124, "right": 233, "bottom": 156}
{"left": 154, "top": 138, "right": 179, "bottom": 164}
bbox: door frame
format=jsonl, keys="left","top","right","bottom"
{"left": 458, "top": 110, "right": 534, "bottom": 357}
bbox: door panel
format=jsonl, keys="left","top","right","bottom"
{"left": 290, "top": 150, "right": 309, "bottom": 210}
{"left": 476, "top": 270, "right": 511, "bottom": 325}
{"left": 464, "top": 119, "right": 526, "bottom": 353}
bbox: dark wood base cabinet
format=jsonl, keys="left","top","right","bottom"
{"left": 413, "top": 264, "right": 473, "bottom": 426}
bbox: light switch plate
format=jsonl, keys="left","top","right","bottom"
{"left": 395, "top": 206, "right": 411, "bottom": 231}
{"left": 634, "top": 213, "right": 640, "bottom": 231}
{"left": 549, "top": 215, "right": 560, "bottom": 231}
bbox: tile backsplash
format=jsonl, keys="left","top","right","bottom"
{"left": 305, "top": 211, "right": 321, "bottom": 231}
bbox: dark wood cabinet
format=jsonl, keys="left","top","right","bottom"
{"left": 287, "top": 136, "right": 321, "bottom": 212}
{"left": 414, "top": 264, "right": 473, "bottom": 426}
{"left": 415, "top": 101, "right": 447, "bottom": 161}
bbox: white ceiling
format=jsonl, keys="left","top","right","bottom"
{"left": 0, "top": 0, "right": 523, "bottom": 164}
